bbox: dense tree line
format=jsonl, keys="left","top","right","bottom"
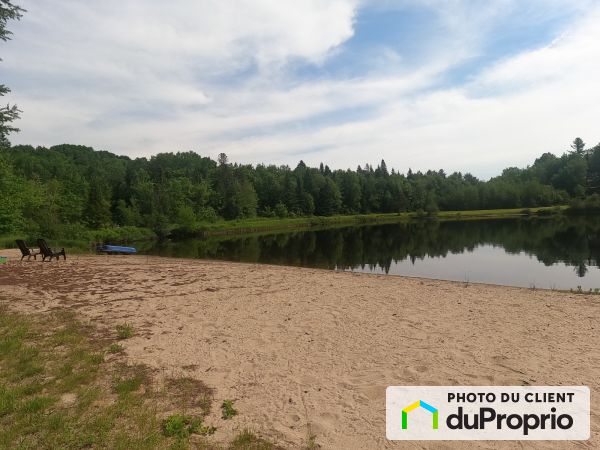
{"left": 1, "top": 138, "right": 599, "bottom": 238}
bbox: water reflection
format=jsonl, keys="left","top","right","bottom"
{"left": 147, "top": 215, "right": 600, "bottom": 289}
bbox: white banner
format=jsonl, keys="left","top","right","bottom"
{"left": 386, "top": 386, "right": 590, "bottom": 440}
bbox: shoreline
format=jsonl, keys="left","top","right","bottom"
{"left": 0, "top": 206, "right": 566, "bottom": 249}
{"left": 0, "top": 254, "right": 597, "bottom": 449}
{"left": 188, "top": 205, "right": 566, "bottom": 237}
{"left": 1, "top": 247, "right": 581, "bottom": 293}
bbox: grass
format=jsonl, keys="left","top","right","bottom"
{"left": 108, "top": 343, "right": 124, "bottom": 354}
{"left": 162, "top": 414, "right": 216, "bottom": 438}
{"left": 305, "top": 434, "right": 318, "bottom": 450}
{"left": 165, "top": 377, "right": 214, "bottom": 416}
{"left": 229, "top": 430, "right": 279, "bottom": 450}
{"left": 0, "top": 305, "right": 284, "bottom": 449}
{"left": 221, "top": 399, "right": 238, "bottom": 420}
{"left": 0, "top": 308, "right": 169, "bottom": 449}
{"left": 0, "top": 234, "right": 23, "bottom": 251}
{"left": 191, "top": 205, "right": 567, "bottom": 237}
{"left": 569, "top": 286, "right": 600, "bottom": 295}
{"left": 0, "top": 226, "right": 157, "bottom": 256}
{"left": 112, "top": 363, "right": 149, "bottom": 395}
{"left": 115, "top": 323, "right": 134, "bottom": 339}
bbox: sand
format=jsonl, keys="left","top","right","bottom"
{"left": 0, "top": 250, "right": 598, "bottom": 449}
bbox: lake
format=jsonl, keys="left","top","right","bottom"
{"left": 146, "top": 215, "right": 600, "bottom": 290}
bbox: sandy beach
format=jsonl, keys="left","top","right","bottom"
{"left": 0, "top": 251, "right": 598, "bottom": 449}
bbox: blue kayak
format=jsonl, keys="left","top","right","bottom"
{"left": 96, "top": 245, "right": 137, "bottom": 254}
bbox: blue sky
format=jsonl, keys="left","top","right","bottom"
{"left": 3, "top": 0, "right": 600, "bottom": 178}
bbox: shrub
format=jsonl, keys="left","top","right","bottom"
{"left": 115, "top": 324, "right": 133, "bottom": 340}
{"left": 161, "top": 414, "right": 215, "bottom": 438}
{"left": 108, "top": 343, "right": 124, "bottom": 354}
{"left": 221, "top": 399, "right": 238, "bottom": 419}
{"left": 274, "top": 202, "right": 288, "bottom": 218}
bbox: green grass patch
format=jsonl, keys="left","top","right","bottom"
{"left": 222, "top": 399, "right": 238, "bottom": 420}
{"left": 0, "top": 234, "right": 23, "bottom": 251}
{"left": 165, "top": 377, "right": 214, "bottom": 416}
{"left": 568, "top": 286, "right": 600, "bottom": 295}
{"left": 114, "top": 375, "right": 144, "bottom": 395}
{"left": 0, "top": 226, "right": 157, "bottom": 255}
{"left": 112, "top": 362, "right": 152, "bottom": 396}
{"left": 188, "top": 205, "right": 566, "bottom": 237}
{"left": 229, "top": 429, "right": 280, "bottom": 450}
{"left": 0, "top": 308, "right": 184, "bottom": 449}
{"left": 161, "top": 414, "right": 216, "bottom": 438}
{"left": 0, "top": 306, "right": 285, "bottom": 449}
{"left": 108, "top": 343, "right": 124, "bottom": 354}
{"left": 115, "top": 323, "right": 134, "bottom": 340}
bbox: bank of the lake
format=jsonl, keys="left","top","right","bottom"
{"left": 0, "top": 226, "right": 158, "bottom": 253}
{"left": 0, "top": 206, "right": 565, "bottom": 250}
{"left": 0, "top": 252, "right": 597, "bottom": 449}
{"left": 189, "top": 205, "right": 567, "bottom": 237}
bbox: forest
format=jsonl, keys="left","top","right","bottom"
{"left": 1, "top": 138, "right": 600, "bottom": 241}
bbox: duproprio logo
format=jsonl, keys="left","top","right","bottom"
{"left": 402, "top": 400, "right": 438, "bottom": 430}
{"left": 387, "top": 386, "right": 590, "bottom": 440}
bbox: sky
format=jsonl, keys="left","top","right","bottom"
{"left": 3, "top": 0, "right": 600, "bottom": 179}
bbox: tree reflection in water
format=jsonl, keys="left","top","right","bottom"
{"left": 149, "top": 215, "right": 600, "bottom": 281}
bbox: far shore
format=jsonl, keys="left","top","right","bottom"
{"left": 0, "top": 251, "right": 597, "bottom": 449}
{"left": 178, "top": 205, "right": 568, "bottom": 237}
{"left": 0, "top": 206, "right": 567, "bottom": 251}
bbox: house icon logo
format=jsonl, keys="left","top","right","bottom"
{"left": 402, "top": 400, "right": 438, "bottom": 430}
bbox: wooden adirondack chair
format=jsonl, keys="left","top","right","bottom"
{"left": 37, "top": 239, "right": 66, "bottom": 262}
{"left": 16, "top": 240, "right": 41, "bottom": 261}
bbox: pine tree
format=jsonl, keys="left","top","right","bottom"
{"left": 571, "top": 137, "right": 585, "bottom": 155}
{"left": 380, "top": 159, "right": 388, "bottom": 176}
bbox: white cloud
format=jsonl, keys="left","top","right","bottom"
{"left": 476, "top": 9, "right": 600, "bottom": 89}
{"left": 190, "top": 3, "right": 600, "bottom": 175}
{"left": 4, "top": 0, "right": 600, "bottom": 178}
{"left": 6, "top": 0, "right": 358, "bottom": 76}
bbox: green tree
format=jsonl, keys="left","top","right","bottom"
{"left": 0, "top": 1, "right": 25, "bottom": 147}
{"left": 1, "top": 136, "right": 594, "bottom": 236}
{"left": 234, "top": 179, "right": 258, "bottom": 218}
{"left": 551, "top": 155, "right": 587, "bottom": 195}
{"left": 339, "top": 171, "right": 361, "bottom": 213}
{"left": 424, "top": 191, "right": 439, "bottom": 216}
{"left": 85, "top": 180, "right": 112, "bottom": 228}
{"left": 299, "top": 192, "right": 315, "bottom": 215}
{"left": 114, "top": 199, "right": 139, "bottom": 226}
{"left": 0, "top": 155, "right": 21, "bottom": 232}
{"left": 274, "top": 202, "right": 288, "bottom": 218}
{"left": 316, "top": 178, "right": 342, "bottom": 216}
{"left": 176, "top": 205, "right": 197, "bottom": 232}
{"left": 377, "top": 159, "right": 388, "bottom": 177}
{"left": 570, "top": 137, "right": 585, "bottom": 155}
{"left": 587, "top": 144, "right": 600, "bottom": 193}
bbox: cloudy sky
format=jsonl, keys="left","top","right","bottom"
{"left": 3, "top": 0, "right": 600, "bottom": 178}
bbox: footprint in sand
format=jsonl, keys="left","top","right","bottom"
{"left": 403, "top": 365, "right": 418, "bottom": 376}
{"left": 415, "top": 364, "right": 429, "bottom": 373}
{"left": 311, "top": 411, "right": 340, "bottom": 436}
{"left": 357, "top": 385, "right": 385, "bottom": 401}
{"left": 287, "top": 413, "right": 301, "bottom": 424}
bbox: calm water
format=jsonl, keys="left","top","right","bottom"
{"left": 146, "top": 215, "right": 600, "bottom": 289}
